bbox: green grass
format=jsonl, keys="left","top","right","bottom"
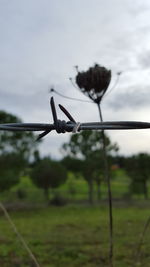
{"left": 0, "top": 205, "right": 150, "bottom": 266}
{"left": 1, "top": 169, "right": 149, "bottom": 204}
{"left": 56, "top": 170, "right": 131, "bottom": 201}
{"left": 0, "top": 171, "right": 150, "bottom": 266}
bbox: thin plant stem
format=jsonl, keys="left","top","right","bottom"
{"left": 97, "top": 103, "right": 113, "bottom": 267}
{"left": 50, "top": 88, "right": 92, "bottom": 103}
{"left": 134, "top": 215, "right": 150, "bottom": 266}
{"left": 0, "top": 202, "right": 40, "bottom": 267}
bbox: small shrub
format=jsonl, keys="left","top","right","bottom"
{"left": 16, "top": 189, "right": 27, "bottom": 199}
{"left": 68, "top": 183, "right": 76, "bottom": 197}
{"left": 50, "top": 193, "right": 67, "bottom": 206}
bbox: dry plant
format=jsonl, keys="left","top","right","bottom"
{"left": 75, "top": 63, "right": 113, "bottom": 267}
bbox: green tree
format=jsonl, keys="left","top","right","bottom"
{"left": 30, "top": 158, "right": 67, "bottom": 202}
{"left": 0, "top": 110, "right": 38, "bottom": 159}
{"left": 125, "top": 153, "right": 150, "bottom": 199}
{"left": 0, "top": 153, "right": 25, "bottom": 191}
{"left": 61, "top": 156, "right": 83, "bottom": 176}
{"left": 0, "top": 110, "right": 40, "bottom": 192}
{"left": 62, "top": 130, "right": 118, "bottom": 203}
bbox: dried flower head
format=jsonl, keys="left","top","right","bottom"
{"left": 75, "top": 64, "right": 111, "bottom": 103}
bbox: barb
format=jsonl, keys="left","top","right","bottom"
{"left": 1, "top": 98, "right": 150, "bottom": 140}
{"left": 37, "top": 97, "right": 56, "bottom": 140}
{"left": 59, "top": 104, "right": 76, "bottom": 123}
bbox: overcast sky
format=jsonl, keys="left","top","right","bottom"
{"left": 1, "top": 0, "right": 150, "bottom": 158}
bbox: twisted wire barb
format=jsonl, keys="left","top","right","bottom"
{"left": 1, "top": 97, "right": 150, "bottom": 138}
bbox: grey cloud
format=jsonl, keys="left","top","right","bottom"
{"left": 0, "top": 89, "right": 50, "bottom": 120}
{"left": 137, "top": 50, "right": 150, "bottom": 69}
{"left": 107, "top": 86, "right": 150, "bottom": 110}
{"left": 127, "top": 1, "right": 150, "bottom": 16}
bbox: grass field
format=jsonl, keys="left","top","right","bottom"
{"left": 1, "top": 204, "right": 150, "bottom": 267}
{"left": 1, "top": 170, "right": 147, "bottom": 204}
{"left": 0, "top": 172, "right": 150, "bottom": 266}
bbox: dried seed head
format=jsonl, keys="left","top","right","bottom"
{"left": 75, "top": 64, "right": 111, "bottom": 103}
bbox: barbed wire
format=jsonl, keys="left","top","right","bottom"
{"left": 1, "top": 97, "right": 150, "bottom": 140}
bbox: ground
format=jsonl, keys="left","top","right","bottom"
{"left": 0, "top": 204, "right": 150, "bottom": 267}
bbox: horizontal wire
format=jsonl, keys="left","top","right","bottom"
{"left": 1, "top": 123, "right": 53, "bottom": 128}
{"left": 81, "top": 121, "right": 150, "bottom": 128}
{"left": 1, "top": 121, "right": 150, "bottom": 132}
{"left": 1, "top": 97, "right": 149, "bottom": 140}
{"left": 80, "top": 125, "right": 148, "bottom": 130}
{"left": 0, "top": 124, "right": 55, "bottom": 131}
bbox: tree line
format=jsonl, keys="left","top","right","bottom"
{"left": 0, "top": 110, "right": 150, "bottom": 204}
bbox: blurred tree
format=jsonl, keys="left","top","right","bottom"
{"left": 62, "top": 130, "right": 118, "bottom": 158}
{"left": 0, "top": 153, "right": 25, "bottom": 191}
{"left": 62, "top": 130, "right": 118, "bottom": 203}
{"left": 0, "top": 110, "right": 40, "bottom": 192}
{"left": 30, "top": 158, "right": 67, "bottom": 202}
{"left": 125, "top": 153, "right": 150, "bottom": 199}
{"left": 61, "top": 156, "right": 83, "bottom": 176}
{"left": 0, "top": 110, "right": 38, "bottom": 159}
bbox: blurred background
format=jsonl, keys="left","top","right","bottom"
{"left": 1, "top": 1, "right": 150, "bottom": 266}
